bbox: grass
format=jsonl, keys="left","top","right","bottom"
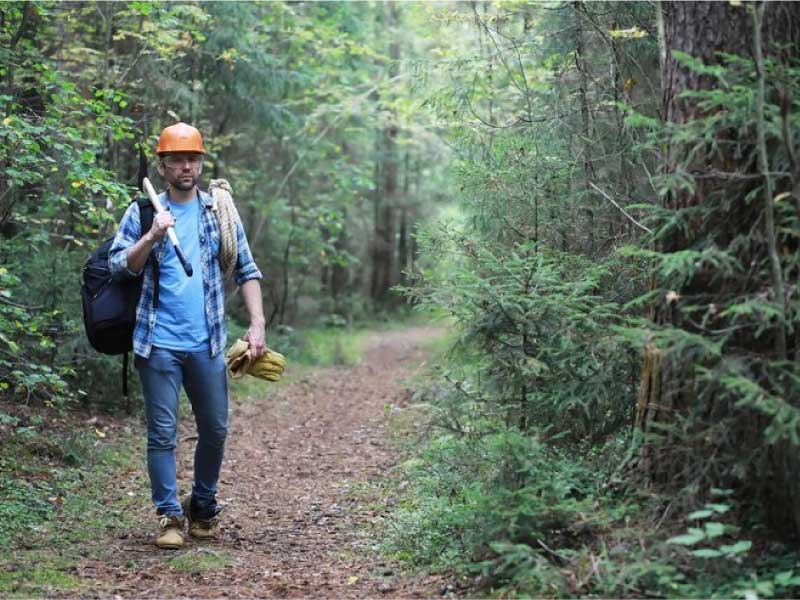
{"left": 417, "top": 323, "right": 456, "bottom": 356}
{"left": 0, "top": 564, "right": 81, "bottom": 598}
{"left": 0, "top": 401, "right": 236, "bottom": 596}
{"left": 0, "top": 405, "right": 148, "bottom": 597}
{"left": 167, "top": 548, "right": 232, "bottom": 573}
{"left": 225, "top": 322, "right": 374, "bottom": 402}
{"left": 293, "top": 327, "right": 372, "bottom": 366}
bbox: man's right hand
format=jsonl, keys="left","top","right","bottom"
{"left": 147, "top": 212, "right": 175, "bottom": 242}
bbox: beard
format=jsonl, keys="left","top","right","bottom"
{"left": 171, "top": 173, "right": 198, "bottom": 190}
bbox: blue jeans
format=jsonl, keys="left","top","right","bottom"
{"left": 135, "top": 346, "right": 228, "bottom": 517}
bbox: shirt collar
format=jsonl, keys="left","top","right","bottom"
{"left": 198, "top": 189, "right": 214, "bottom": 208}
{"left": 161, "top": 188, "right": 214, "bottom": 209}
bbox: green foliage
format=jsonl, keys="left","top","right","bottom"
{"left": 387, "top": 429, "right": 605, "bottom": 581}
{"left": 385, "top": 2, "right": 660, "bottom": 595}
{"left": 668, "top": 496, "right": 748, "bottom": 558}
{"left": 0, "top": 0, "right": 450, "bottom": 409}
{"left": 407, "top": 238, "right": 636, "bottom": 444}
{"left": 621, "top": 41, "right": 800, "bottom": 508}
{"left": 387, "top": 2, "right": 800, "bottom": 598}
{"left": 0, "top": 404, "right": 145, "bottom": 596}
{"left": 1, "top": 2, "right": 136, "bottom": 407}
{"left": 0, "top": 412, "right": 142, "bottom": 549}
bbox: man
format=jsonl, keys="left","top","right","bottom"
{"left": 109, "top": 122, "right": 266, "bottom": 548}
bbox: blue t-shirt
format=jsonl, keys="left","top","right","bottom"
{"left": 152, "top": 196, "right": 210, "bottom": 352}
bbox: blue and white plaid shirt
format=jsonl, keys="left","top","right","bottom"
{"left": 109, "top": 189, "right": 262, "bottom": 359}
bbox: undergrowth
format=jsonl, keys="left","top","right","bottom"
{"left": 0, "top": 404, "right": 146, "bottom": 597}
{"left": 386, "top": 381, "right": 800, "bottom": 598}
{"left": 383, "top": 18, "right": 800, "bottom": 599}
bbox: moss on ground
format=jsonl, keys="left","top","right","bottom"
{"left": 0, "top": 564, "right": 82, "bottom": 598}
{"left": 0, "top": 405, "right": 147, "bottom": 596}
{"left": 167, "top": 548, "right": 232, "bottom": 574}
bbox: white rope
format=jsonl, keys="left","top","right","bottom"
{"left": 208, "top": 178, "right": 239, "bottom": 281}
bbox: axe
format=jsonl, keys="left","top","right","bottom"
{"left": 142, "top": 177, "right": 193, "bottom": 277}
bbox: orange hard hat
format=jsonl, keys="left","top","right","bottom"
{"left": 156, "top": 122, "right": 206, "bottom": 155}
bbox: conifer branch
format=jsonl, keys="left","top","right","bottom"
{"left": 752, "top": 1, "right": 787, "bottom": 360}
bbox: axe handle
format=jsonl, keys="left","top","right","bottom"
{"left": 142, "top": 177, "right": 193, "bottom": 277}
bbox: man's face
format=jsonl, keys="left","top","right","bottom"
{"left": 157, "top": 153, "right": 203, "bottom": 191}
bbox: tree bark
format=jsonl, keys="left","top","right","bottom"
{"left": 331, "top": 208, "right": 349, "bottom": 303}
{"left": 573, "top": 2, "right": 595, "bottom": 258}
{"left": 371, "top": 0, "right": 400, "bottom": 304}
{"left": 397, "top": 206, "right": 408, "bottom": 285}
{"left": 637, "top": 0, "right": 800, "bottom": 535}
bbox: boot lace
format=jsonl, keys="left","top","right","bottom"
{"left": 159, "top": 514, "right": 179, "bottom": 529}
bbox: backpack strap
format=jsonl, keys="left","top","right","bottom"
{"left": 136, "top": 197, "right": 159, "bottom": 309}
{"left": 120, "top": 198, "right": 156, "bottom": 406}
{"left": 123, "top": 350, "right": 130, "bottom": 408}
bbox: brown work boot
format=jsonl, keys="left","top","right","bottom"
{"left": 155, "top": 514, "right": 185, "bottom": 549}
{"left": 181, "top": 496, "right": 220, "bottom": 539}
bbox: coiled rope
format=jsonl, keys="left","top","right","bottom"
{"left": 208, "top": 178, "right": 239, "bottom": 281}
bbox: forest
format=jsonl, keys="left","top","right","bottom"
{"left": 2, "top": 1, "right": 800, "bottom": 598}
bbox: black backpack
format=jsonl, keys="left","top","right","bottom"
{"left": 81, "top": 197, "right": 159, "bottom": 398}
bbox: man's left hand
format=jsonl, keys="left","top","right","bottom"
{"left": 244, "top": 322, "right": 266, "bottom": 359}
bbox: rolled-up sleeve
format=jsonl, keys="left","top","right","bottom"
{"left": 109, "top": 202, "right": 143, "bottom": 280}
{"left": 234, "top": 219, "right": 263, "bottom": 286}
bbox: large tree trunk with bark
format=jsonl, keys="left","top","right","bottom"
{"left": 371, "top": 0, "right": 400, "bottom": 304}
{"left": 637, "top": 1, "right": 800, "bottom": 536}
{"left": 573, "top": 2, "right": 595, "bottom": 258}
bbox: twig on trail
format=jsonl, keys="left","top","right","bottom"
{"left": 536, "top": 538, "right": 569, "bottom": 565}
{"left": 589, "top": 181, "right": 653, "bottom": 234}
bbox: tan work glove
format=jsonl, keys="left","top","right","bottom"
{"left": 226, "top": 339, "right": 286, "bottom": 381}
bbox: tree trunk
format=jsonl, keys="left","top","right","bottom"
{"left": 370, "top": 134, "right": 383, "bottom": 300}
{"left": 397, "top": 207, "right": 408, "bottom": 285}
{"left": 397, "top": 151, "right": 410, "bottom": 285}
{"left": 371, "top": 0, "right": 400, "bottom": 304}
{"left": 573, "top": 2, "right": 595, "bottom": 258}
{"left": 320, "top": 224, "right": 330, "bottom": 298}
{"left": 331, "top": 208, "right": 349, "bottom": 304}
{"left": 637, "top": 0, "right": 800, "bottom": 535}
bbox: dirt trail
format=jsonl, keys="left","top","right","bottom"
{"left": 81, "top": 326, "right": 447, "bottom": 598}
